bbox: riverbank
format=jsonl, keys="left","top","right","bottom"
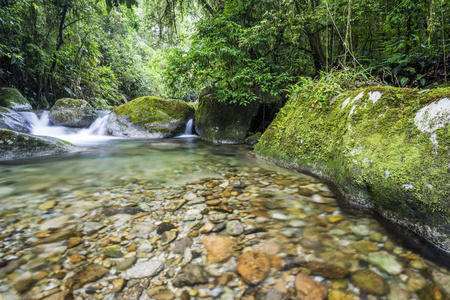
{"left": 255, "top": 85, "right": 450, "bottom": 257}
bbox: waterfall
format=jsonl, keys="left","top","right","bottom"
{"left": 184, "top": 119, "right": 194, "bottom": 135}
{"left": 176, "top": 119, "right": 196, "bottom": 138}
{"left": 19, "top": 111, "right": 114, "bottom": 145}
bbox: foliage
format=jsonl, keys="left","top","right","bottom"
{"left": 163, "top": 0, "right": 449, "bottom": 104}
{"left": 288, "top": 69, "right": 378, "bottom": 108}
{"left": 0, "top": 0, "right": 448, "bottom": 108}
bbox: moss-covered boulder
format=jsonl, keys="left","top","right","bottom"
{"left": 49, "top": 98, "right": 97, "bottom": 128}
{"left": 194, "top": 90, "right": 260, "bottom": 144}
{"left": 0, "top": 88, "right": 32, "bottom": 111}
{"left": 106, "top": 96, "right": 194, "bottom": 138}
{"left": 0, "top": 107, "right": 30, "bottom": 133}
{"left": 255, "top": 86, "right": 450, "bottom": 253}
{"left": 0, "top": 129, "right": 76, "bottom": 161}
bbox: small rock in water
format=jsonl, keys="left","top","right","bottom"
{"left": 65, "top": 264, "right": 109, "bottom": 290}
{"left": 226, "top": 220, "right": 244, "bottom": 236}
{"left": 130, "top": 223, "right": 156, "bottom": 237}
{"left": 307, "top": 261, "right": 349, "bottom": 279}
{"left": 368, "top": 252, "right": 403, "bottom": 275}
{"left": 161, "top": 230, "right": 178, "bottom": 245}
{"left": 172, "top": 238, "right": 193, "bottom": 254}
{"left": 122, "top": 260, "right": 164, "bottom": 279}
{"left": 157, "top": 222, "right": 176, "bottom": 235}
{"left": 38, "top": 200, "right": 58, "bottom": 210}
{"left": 39, "top": 215, "right": 72, "bottom": 231}
{"left": 202, "top": 235, "right": 236, "bottom": 263}
{"left": 116, "top": 285, "right": 143, "bottom": 300}
{"left": 294, "top": 272, "right": 328, "bottom": 299}
{"left": 351, "top": 269, "right": 389, "bottom": 295}
{"left": 237, "top": 251, "right": 270, "bottom": 285}
{"left": 173, "top": 264, "right": 209, "bottom": 287}
{"left": 351, "top": 225, "right": 370, "bottom": 236}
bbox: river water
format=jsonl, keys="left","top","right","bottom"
{"left": 0, "top": 117, "right": 449, "bottom": 299}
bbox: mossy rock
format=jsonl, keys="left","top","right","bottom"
{"left": 255, "top": 86, "right": 450, "bottom": 253}
{"left": 0, "top": 88, "right": 32, "bottom": 111}
{"left": 0, "top": 129, "right": 76, "bottom": 161}
{"left": 106, "top": 96, "right": 194, "bottom": 138}
{"left": 49, "top": 98, "right": 97, "bottom": 128}
{"left": 194, "top": 90, "right": 260, "bottom": 144}
{"left": 0, "top": 106, "right": 30, "bottom": 133}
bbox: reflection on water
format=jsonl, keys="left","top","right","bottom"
{"left": 0, "top": 138, "right": 449, "bottom": 299}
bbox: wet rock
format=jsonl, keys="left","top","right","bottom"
{"left": 122, "top": 260, "right": 164, "bottom": 279}
{"left": 265, "top": 288, "right": 284, "bottom": 300}
{"left": 13, "top": 272, "right": 37, "bottom": 293}
{"left": 112, "top": 278, "right": 127, "bottom": 292}
{"left": 405, "top": 269, "right": 427, "bottom": 292}
{"left": 368, "top": 252, "right": 403, "bottom": 275}
{"left": 430, "top": 269, "right": 450, "bottom": 295}
{"left": 40, "top": 215, "right": 72, "bottom": 231}
{"left": 294, "top": 272, "right": 328, "bottom": 300}
{"left": 307, "top": 261, "right": 349, "bottom": 279}
{"left": 147, "top": 286, "right": 176, "bottom": 300}
{"left": 29, "top": 229, "right": 79, "bottom": 246}
{"left": 38, "top": 200, "right": 58, "bottom": 210}
{"left": 172, "top": 238, "right": 193, "bottom": 254}
{"left": 103, "top": 206, "right": 144, "bottom": 216}
{"left": 351, "top": 269, "right": 389, "bottom": 295}
{"left": 351, "top": 225, "right": 370, "bottom": 236}
{"left": 116, "top": 285, "right": 143, "bottom": 300}
{"left": 105, "top": 250, "right": 123, "bottom": 258}
{"left": 41, "top": 290, "right": 73, "bottom": 300}
{"left": 65, "top": 264, "right": 109, "bottom": 290}
{"left": 327, "top": 289, "right": 354, "bottom": 300}
{"left": 130, "top": 223, "right": 156, "bottom": 237}
{"left": 419, "top": 284, "right": 444, "bottom": 300}
{"left": 202, "top": 235, "right": 236, "bottom": 263}
{"left": 116, "top": 257, "right": 137, "bottom": 271}
{"left": 69, "top": 254, "right": 86, "bottom": 263}
{"left": 353, "top": 240, "right": 380, "bottom": 254}
{"left": 137, "top": 242, "right": 154, "bottom": 254}
{"left": 173, "top": 264, "right": 209, "bottom": 287}
{"left": 67, "top": 237, "right": 83, "bottom": 248}
{"left": 161, "top": 230, "right": 178, "bottom": 245}
{"left": 49, "top": 98, "right": 97, "bottom": 127}
{"left": 83, "top": 222, "right": 106, "bottom": 234}
{"left": 237, "top": 251, "right": 270, "bottom": 285}
{"left": 389, "top": 284, "right": 410, "bottom": 300}
{"left": 157, "top": 222, "right": 176, "bottom": 235}
{"left": 226, "top": 220, "right": 244, "bottom": 236}
{"left": 0, "top": 130, "right": 76, "bottom": 161}
{"left": 0, "top": 88, "right": 32, "bottom": 111}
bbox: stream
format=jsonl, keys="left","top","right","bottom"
{"left": 0, "top": 113, "right": 449, "bottom": 299}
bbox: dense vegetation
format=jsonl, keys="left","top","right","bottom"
{"left": 1, "top": 0, "right": 448, "bottom": 108}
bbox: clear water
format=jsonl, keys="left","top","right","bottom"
{"left": 0, "top": 138, "right": 449, "bottom": 298}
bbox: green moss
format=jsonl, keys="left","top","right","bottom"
{"left": 0, "top": 88, "right": 31, "bottom": 110}
{"left": 114, "top": 96, "right": 194, "bottom": 126}
{"left": 255, "top": 86, "right": 450, "bottom": 250}
{"left": 195, "top": 92, "right": 260, "bottom": 143}
{"left": 53, "top": 98, "right": 88, "bottom": 108}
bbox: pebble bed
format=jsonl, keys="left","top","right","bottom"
{"left": 0, "top": 139, "right": 449, "bottom": 300}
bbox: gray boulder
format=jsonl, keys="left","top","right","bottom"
{"left": 194, "top": 90, "right": 260, "bottom": 144}
{"left": 106, "top": 96, "right": 195, "bottom": 138}
{"left": 49, "top": 98, "right": 97, "bottom": 127}
{"left": 0, "top": 88, "right": 32, "bottom": 111}
{"left": 0, "top": 129, "right": 76, "bottom": 161}
{"left": 0, "top": 107, "right": 30, "bottom": 133}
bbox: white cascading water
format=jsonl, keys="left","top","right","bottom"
{"left": 19, "top": 111, "right": 114, "bottom": 145}
{"left": 177, "top": 119, "right": 196, "bottom": 138}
